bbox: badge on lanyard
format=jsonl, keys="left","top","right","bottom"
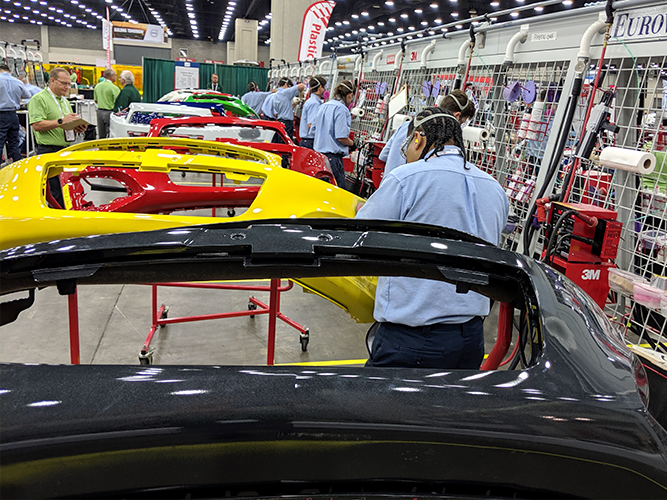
{"left": 48, "top": 88, "right": 76, "bottom": 142}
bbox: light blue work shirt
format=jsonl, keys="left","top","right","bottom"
{"left": 379, "top": 120, "right": 410, "bottom": 177}
{"left": 356, "top": 146, "right": 509, "bottom": 326}
{"left": 299, "top": 94, "right": 322, "bottom": 139}
{"left": 242, "top": 90, "right": 271, "bottom": 115}
{"left": 0, "top": 72, "right": 30, "bottom": 111}
{"left": 312, "top": 99, "right": 351, "bottom": 155}
{"left": 273, "top": 85, "right": 300, "bottom": 120}
{"left": 24, "top": 83, "right": 42, "bottom": 97}
{"left": 261, "top": 92, "right": 277, "bottom": 118}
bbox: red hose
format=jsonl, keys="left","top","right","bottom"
{"left": 563, "top": 28, "right": 610, "bottom": 203}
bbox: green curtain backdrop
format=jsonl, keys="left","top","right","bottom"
{"left": 143, "top": 57, "right": 268, "bottom": 103}
{"left": 142, "top": 58, "right": 175, "bottom": 104}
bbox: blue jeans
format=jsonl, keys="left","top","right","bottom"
{"left": 366, "top": 317, "right": 485, "bottom": 369}
{"left": 324, "top": 153, "right": 346, "bottom": 187}
{"left": 0, "top": 111, "right": 21, "bottom": 164}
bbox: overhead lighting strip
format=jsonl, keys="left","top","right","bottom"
{"left": 217, "top": 0, "right": 238, "bottom": 41}
{"left": 185, "top": 0, "right": 198, "bottom": 38}
{"left": 148, "top": 6, "right": 172, "bottom": 36}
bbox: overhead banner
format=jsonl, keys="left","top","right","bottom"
{"left": 175, "top": 61, "right": 200, "bottom": 90}
{"left": 298, "top": 1, "right": 336, "bottom": 61}
{"left": 112, "top": 21, "right": 168, "bottom": 44}
{"left": 612, "top": 4, "right": 667, "bottom": 41}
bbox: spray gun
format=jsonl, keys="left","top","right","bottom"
{"left": 574, "top": 89, "right": 618, "bottom": 164}
{"left": 535, "top": 88, "right": 619, "bottom": 224}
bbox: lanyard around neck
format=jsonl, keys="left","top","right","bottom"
{"left": 47, "top": 87, "right": 66, "bottom": 119}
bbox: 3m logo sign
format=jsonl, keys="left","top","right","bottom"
{"left": 581, "top": 269, "right": 601, "bottom": 281}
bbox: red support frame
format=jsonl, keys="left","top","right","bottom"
{"left": 140, "top": 279, "right": 309, "bottom": 365}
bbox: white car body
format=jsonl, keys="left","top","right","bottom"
{"left": 109, "top": 103, "right": 213, "bottom": 138}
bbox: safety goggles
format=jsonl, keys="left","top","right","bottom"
{"left": 400, "top": 131, "right": 426, "bottom": 160}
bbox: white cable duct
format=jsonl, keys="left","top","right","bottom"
{"left": 290, "top": 65, "right": 299, "bottom": 79}
{"left": 281, "top": 66, "right": 289, "bottom": 78}
{"left": 420, "top": 40, "right": 436, "bottom": 69}
{"left": 372, "top": 50, "right": 383, "bottom": 71}
{"left": 393, "top": 48, "right": 403, "bottom": 70}
{"left": 577, "top": 11, "right": 607, "bottom": 60}
{"left": 319, "top": 59, "right": 332, "bottom": 74}
{"left": 354, "top": 54, "right": 363, "bottom": 74}
{"left": 457, "top": 39, "right": 470, "bottom": 66}
{"left": 503, "top": 24, "right": 529, "bottom": 65}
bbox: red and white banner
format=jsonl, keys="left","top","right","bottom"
{"left": 298, "top": 1, "right": 336, "bottom": 61}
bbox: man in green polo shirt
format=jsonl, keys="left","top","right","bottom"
{"left": 94, "top": 67, "right": 120, "bottom": 139}
{"left": 28, "top": 67, "right": 87, "bottom": 155}
{"left": 113, "top": 70, "right": 141, "bottom": 112}
{"left": 28, "top": 67, "right": 87, "bottom": 207}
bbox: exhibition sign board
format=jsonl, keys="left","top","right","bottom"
{"left": 112, "top": 21, "right": 168, "bottom": 45}
{"left": 175, "top": 61, "right": 200, "bottom": 90}
{"left": 612, "top": 4, "right": 667, "bottom": 41}
{"left": 298, "top": 1, "right": 336, "bottom": 61}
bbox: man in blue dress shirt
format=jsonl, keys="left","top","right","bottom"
{"left": 0, "top": 64, "right": 31, "bottom": 165}
{"left": 298, "top": 75, "right": 326, "bottom": 149}
{"left": 356, "top": 107, "right": 509, "bottom": 369}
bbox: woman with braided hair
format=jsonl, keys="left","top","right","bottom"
{"left": 379, "top": 89, "right": 477, "bottom": 177}
{"left": 298, "top": 75, "right": 327, "bottom": 150}
{"left": 312, "top": 80, "right": 355, "bottom": 187}
{"left": 356, "top": 107, "right": 509, "bottom": 369}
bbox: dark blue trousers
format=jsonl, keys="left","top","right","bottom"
{"left": 323, "top": 153, "right": 346, "bottom": 188}
{"left": 366, "top": 317, "right": 485, "bottom": 369}
{"left": 0, "top": 111, "right": 21, "bottom": 164}
{"left": 299, "top": 137, "right": 314, "bottom": 150}
{"left": 278, "top": 119, "right": 294, "bottom": 142}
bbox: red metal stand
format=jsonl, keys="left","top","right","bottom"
{"left": 481, "top": 302, "right": 513, "bottom": 371}
{"left": 67, "top": 290, "right": 80, "bottom": 365}
{"left": 139, "top": 279, "right": 309, "bottom": 365}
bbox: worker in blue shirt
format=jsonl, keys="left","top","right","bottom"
{"left": 298, "top": 75, "right": 326, "bottom": 150}
{"left": 0, "top": 63, "right": 31, "bottom": 165}
{"left": 269, "top": 77, "right": 305, "bottom": 141}
{"left": 356, "top": 107, "right": 509, "bottom": 369}
{"left": 312, "top": 80, "right": 355, "bottom": 187}
{"left": 260, "top": 91, "right": 277, "bottom": 120}
{"left": 380, "top": 89, "right": 476, "bottom": 178}
{"left": 241, "top": 82, "right": 274, "bottom": 116}
{"left": 20, "top": 76, "right": 42, "bottom": 97}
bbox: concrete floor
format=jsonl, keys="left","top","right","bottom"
{"left": 0, "top": 283, "right": 501, "bottom": 366}
{"left": 0, "top": 170, "right": 502, "bottom": 367}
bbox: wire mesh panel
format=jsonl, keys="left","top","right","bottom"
{"left": 350, "top": 70, "right": 399, "bottom": 142}
{"left": 482, "top": 60, "right": 571, "bottom": 251}
{"left": 560, "top": 54, "right": 667, "bottom": 352}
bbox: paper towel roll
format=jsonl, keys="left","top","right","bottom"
{"left": 600, "top": 147, "right": 656, "bottom": 175}
{"left": 462, "top": 126, "right": 490, "bottom": 144}
{"left": 351, "top": 107, "right": 365, "bottom": 118}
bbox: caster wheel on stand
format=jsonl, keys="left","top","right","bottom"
{"left": 139, "top": 349, "right": 153, "bottom": 365}
{"left": 159, "top": 305, "right": 169, "bottom": 328}
{"left": 248, "top": 301, "right": 258, "bottom": 318}
{"left": 299, "top": 329, "right": 309, "bottom": 352}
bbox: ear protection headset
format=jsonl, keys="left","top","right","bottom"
{"left": 448, "top": 93, "right": 469, "bottom": 112}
